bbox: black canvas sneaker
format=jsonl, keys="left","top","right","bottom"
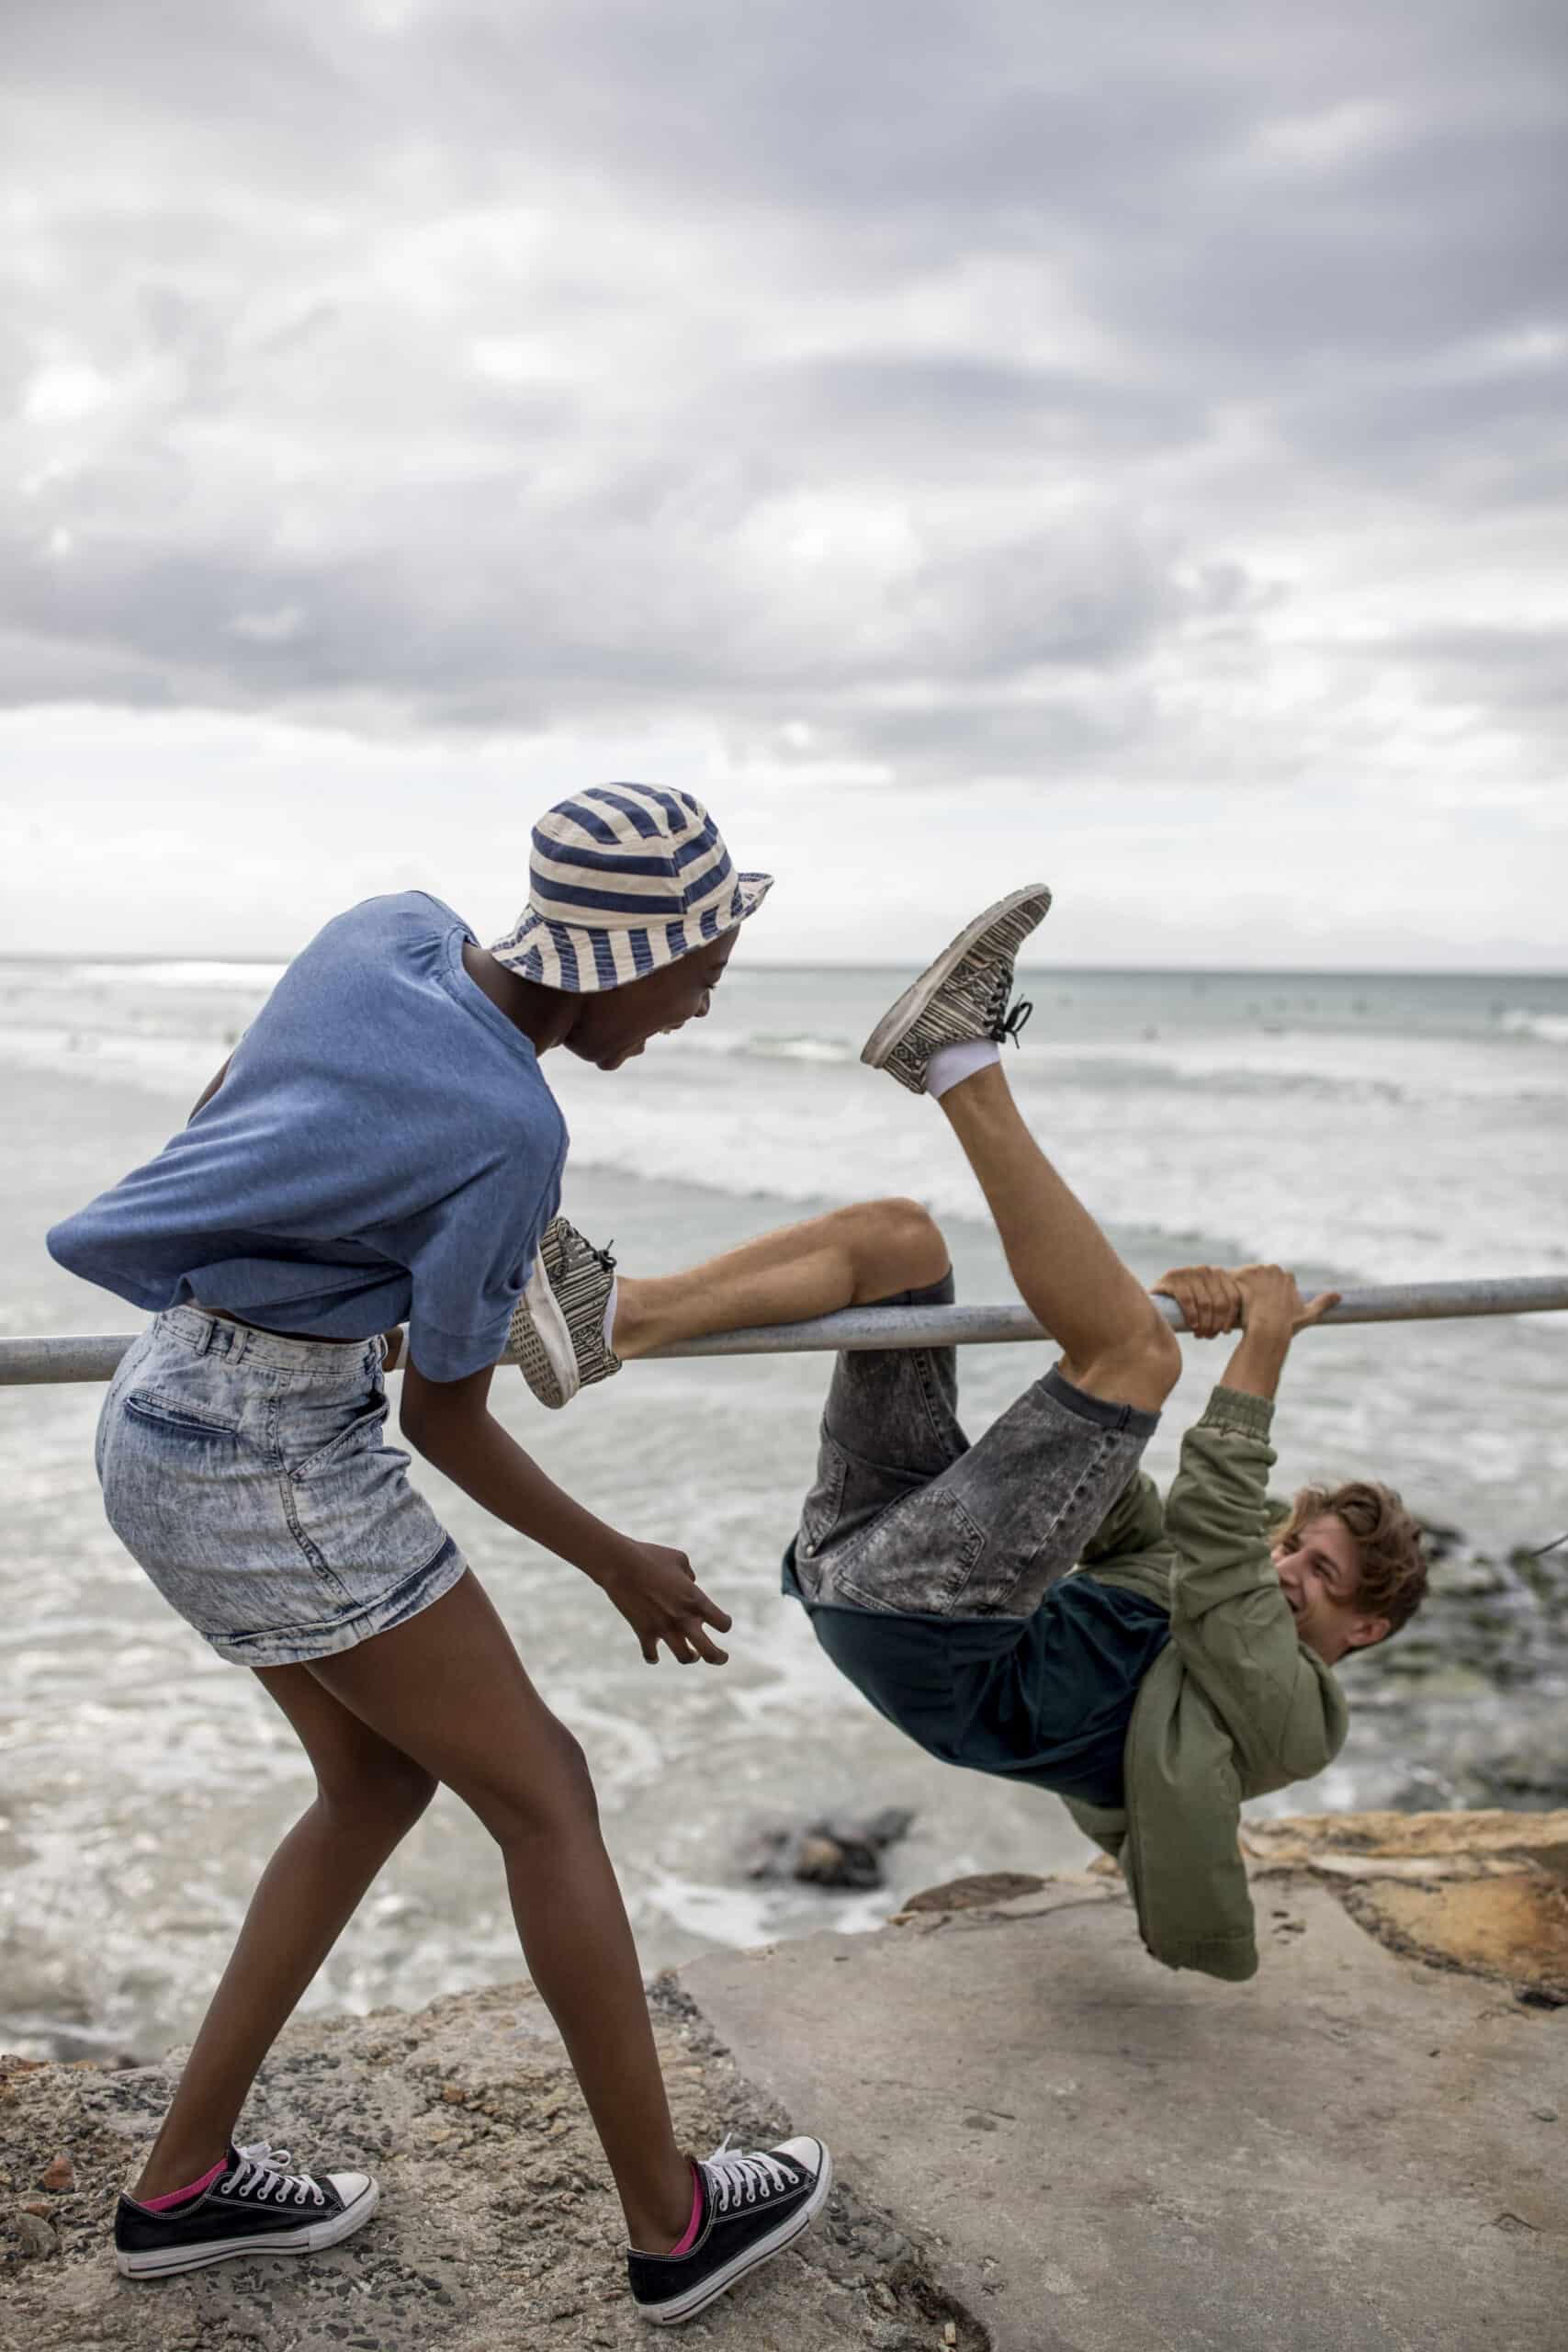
{"left": 860, "top": 885, "right": 1051, "bottom": 1093}
{"left": 115, "top": 2139, "right": 378, "bottom": 2278}
{"left": 508, "top": 1216, "right": 622, "bottom": 1408}
{"left": 627, "top": 2132, "right": 832, "bottom": 2326}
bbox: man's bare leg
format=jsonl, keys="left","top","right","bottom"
{"left": 612, "top": 1199, "right": 949, "bottom": 1360}
{"left": 936, "top": 1063, "right": 1179, "bottom": 1412}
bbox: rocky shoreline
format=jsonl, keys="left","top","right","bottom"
{"left": 5, "top": 1808, "right": 1564, "bottom": 2349}
{"left": 0, "top": 1974, "right": 980, "bottom": 2351}
{"left": 1329, "top": 1522, "right": 1568, "bottom": 1811}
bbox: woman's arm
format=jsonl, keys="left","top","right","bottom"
{"left": 399, "top": 1357, "right": 732, "bottom": 1667}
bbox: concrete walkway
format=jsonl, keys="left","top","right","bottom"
{"left": 685, "top": 1871, "right": 1566, "bottom": 2352}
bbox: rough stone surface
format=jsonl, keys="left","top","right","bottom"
{"left": 1244, "top": 1806, "right": 1568, "bottom": 1998}
{"left": 0, "top": 1981, "right": 978, "bottom": 2349}
{"left": 687, "top": 1819, "right": 1568, "bottom": 2352}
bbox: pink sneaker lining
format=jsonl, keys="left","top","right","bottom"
{"left": 139, "top": 2155, "right": 227, "bottom": 2211}
{"left": 668, "top": 2163, "right": 704, "bottom": 2256}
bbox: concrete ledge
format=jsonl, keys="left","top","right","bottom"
{"left": 684, "top": 1814, "right": 1568, "bottom": 2351}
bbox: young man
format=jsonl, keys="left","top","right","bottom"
{"left": 523, "top": 888, "right": 1427, "bottom": 1980}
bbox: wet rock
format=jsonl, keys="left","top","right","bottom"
{"left": 902, "top": 1871, "right": 1047, "bottom": 1915}
{"left": 1341, "top": 1522, "right": 1568, "bottom": 1811}
{"left": 740, "top": 1806, "right": 915, "bottom": 1890}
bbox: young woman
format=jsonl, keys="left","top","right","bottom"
{"left": 48, "top": 784, "right": 829, "bottom": 2328}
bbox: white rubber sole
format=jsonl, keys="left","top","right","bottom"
{"left": 116, "top": 2179, "right": 379, "bottom": 2278}
{"left": 859, "top": 885, "right": 1051, "bottom": 1072}
{"left": 638, "top": 2146, "right": 834, "bottom": 2326}
{"left": 521, "top": 1252, "right": 580, "bottom": 1408}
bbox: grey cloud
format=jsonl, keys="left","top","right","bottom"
{"left": 1, "top": 0, "right": 1564, "bottom": 795}
{"left": 1, "top": 476, "right": 1188, "bottom": 724}
{"left": 731, "top": 687, "right": 1156, "bottom": 787}
{"left": 1377, "top": 624, "right": 1568, "bottom": 718}
{"left": 742, "top": 355, "right": 1213, "bottom": 467}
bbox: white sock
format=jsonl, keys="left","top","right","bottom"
{"left": 925, "top": 1039, "right": 1000, "bottom": 1100}
{"left": 602, "top": 1278, "right": 619, "bottom": 1353}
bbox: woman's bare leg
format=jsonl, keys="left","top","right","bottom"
{"left": 133, "top": 1668, "right": 437, "bottom": 2199}
{"left": 935, "top": 1063, "right": 1179, "bottom": 1409}
{"left": 304, "top": 1573, "right": 694, "bottom": 2254}
{"left": 613, "top": 1197, "right": 949, "bottom": 1360}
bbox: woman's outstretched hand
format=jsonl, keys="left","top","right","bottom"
{"left": 598, "top": 1538, "right": 733, "bottom": 1666}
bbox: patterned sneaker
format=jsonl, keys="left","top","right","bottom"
{"left": 628, "top": 2133, "right": 832, "bottom": 2326}
{"left": 861, "top": 885, "right": 1052, "bottom": 1093}
{"left": 508, "top": 1216, "right": 621, "bottom": 1408}
{"left": 115, "top": 2139, "right": 378, "bottom": 2278}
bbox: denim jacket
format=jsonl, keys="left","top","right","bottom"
{"left": 1062, "top": 1385, "right": 1348, "bottom": 1982}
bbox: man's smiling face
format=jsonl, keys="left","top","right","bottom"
{"left": 1272, "top": 1514, "right": 1391, "bottom": 1665}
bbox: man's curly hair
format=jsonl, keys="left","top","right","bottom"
{"left": 1276, "top": 1479, "right": 1429, "bottom": 1639}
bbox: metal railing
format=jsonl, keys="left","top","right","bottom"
{"left": 4, "top": 1277, "right": 1566, "bottom": 1386}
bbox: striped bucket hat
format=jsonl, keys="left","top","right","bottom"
{"left": 491, "top": 784, "right": 773, "bottom": 991}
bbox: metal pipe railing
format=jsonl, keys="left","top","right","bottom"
{"left": 4, "top": 1277, "right": 1566, "bottom": 1386}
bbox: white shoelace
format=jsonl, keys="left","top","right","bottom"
{"left": 225, "top": 2140, "right": 327, "bottom": 2209}
{"left": 701, "top": 2134, "right": 794, "bottom": 2213}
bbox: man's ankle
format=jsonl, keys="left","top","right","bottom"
{"left": 926, "top": 1039, "right": 1000, "bottom": 1100}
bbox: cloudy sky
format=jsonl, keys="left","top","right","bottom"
{"left": 3, "top": 0, "right": 1564, "bottom": 967}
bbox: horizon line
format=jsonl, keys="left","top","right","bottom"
{"left": 4, "top": 952, "right": 1565, "bottom": 982}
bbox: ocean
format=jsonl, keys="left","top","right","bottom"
{"left": 3, "top": 949, "right": 1565, "bottom": 2062}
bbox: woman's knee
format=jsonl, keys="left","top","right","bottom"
{"left": 470, "top": 1721, "right": 601, "bottom": 1853}
{"left": 318, "top": 1751, "right": 438, "bottom": 1838}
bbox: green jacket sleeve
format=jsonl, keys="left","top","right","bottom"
{"left": 1066, "top": 1662, "right": 1260, "bottom": 1983}
{"left": 1162, "top": 1386, "right": 1348, "bottom": 1792}
{"left": 1122, "top": 1672, "right": 1259, "bottom": 1981}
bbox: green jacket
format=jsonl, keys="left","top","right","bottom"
{"left": 1062, "top": 1384, "right": 1348, "bottom": 1982}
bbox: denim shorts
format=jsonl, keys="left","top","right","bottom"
{"left": 96, "top": 1306, "right": 468, "bottom": 1668}
{"left": 792, "top": 1272, "right": 1159, "bottom": 1619}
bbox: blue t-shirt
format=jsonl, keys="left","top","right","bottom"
{"left": 783, "top": 1546, "right": 1171, "bottom": 1809}
{"left": 48, "top": 893, "right": 567, "bottom": 1382}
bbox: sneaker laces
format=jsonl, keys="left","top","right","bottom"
{"left": 226, "top": 2141, "right": 328, "bottom": 2209}
{"left": 980, "top": 962, "right": 1033, "bottom": 1047}
{"left": 558, "top": 1217, "right": 617, "bottom": 1278}
{"left": 701, "top": 2133, "right": 795, "bottom": 2212}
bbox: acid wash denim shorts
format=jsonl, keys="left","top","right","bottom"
{"left": 793, "top": 1271, "right": 1160, "bottom": 1619}
{"left": 96, "top": 1305, "right": 468, "bottom": 1668}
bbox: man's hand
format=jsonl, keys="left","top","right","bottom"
{"left": 1231, "top": 1264, "right": 1340, "bottom": 1334}
{"left": 595, "top": 1538, "right": 733, "bottom": 1666}
{"left": 1219, "top": 1265, "right": 1341, "bottom": 1402}
{"left": 1152, "top": 1265, "right": 1246, "bottom": 1339}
